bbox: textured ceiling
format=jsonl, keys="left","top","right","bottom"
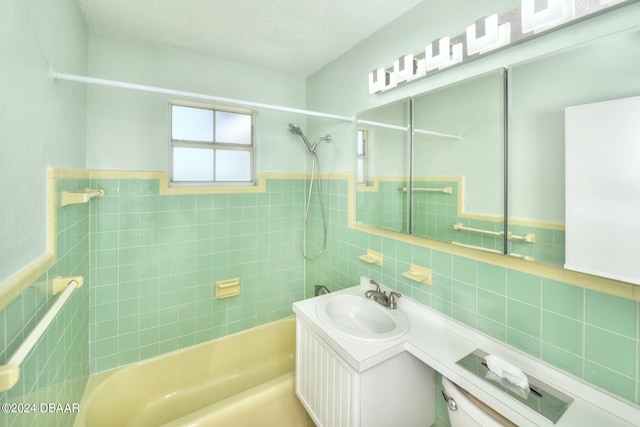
{"left": 76, "top": 0, "right": 423, "bottom": 76}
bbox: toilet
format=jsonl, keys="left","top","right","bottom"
{"left": 441, "top": 377, "right": 517, "bottom": 427}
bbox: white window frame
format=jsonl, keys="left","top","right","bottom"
{"left": 169, "top": 101, "right": 255, "bottom": 186}
{"left": 357, "top": 129, "right": 367, "bottom": 185}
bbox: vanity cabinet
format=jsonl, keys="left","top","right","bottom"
{"left": 295, "top": 319, "right": 435, "bottom": 427}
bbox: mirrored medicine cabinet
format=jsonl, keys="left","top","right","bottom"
{"left": 355, "top": 25, "right": 640, "bottom": 279}
{"left": 356, "top": 69, "right": 507, "bottom": 255}
{"left": 355, "top": 98, "right": 412, "bottom": 234}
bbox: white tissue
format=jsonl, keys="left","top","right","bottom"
{"left": 485, "top": 371, "right": 529, "bottom": 399}
{"left": 485, "top": 355, "right": 529, "bottom": 392}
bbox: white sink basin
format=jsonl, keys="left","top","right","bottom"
{"left": 315, "top": 293, "right": 410, "bottom": 341}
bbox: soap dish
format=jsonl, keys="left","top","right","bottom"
{"left": 456, "top": 349, "right": 572, "bottom": 424}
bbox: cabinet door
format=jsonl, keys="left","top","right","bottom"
{"left": 296, "top": 320, "right": 358, "bottom": 427}
{"left": 360, "top": 352, "right": 435, "bottom": 427}
{"left": 565, "top": 96, "right": 640, "bottom": 284}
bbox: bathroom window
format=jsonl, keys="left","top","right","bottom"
{"left": 170, "top": 103, "right": 254, "bottom": 185}
{"left": 357, "top": 129, "right": 367, "bottom": 184}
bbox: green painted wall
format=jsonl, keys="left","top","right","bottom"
{"left": 0, "top": 1, "right": 89, "bottom": 425}
{"left": 509, "top": 27, "right": 640, "bottom": 224}
{"left": 0, "top": 0, "right": 88, "bottom": 283}
{"left": 85, "top": 32, "right": 310, "bottom": 174}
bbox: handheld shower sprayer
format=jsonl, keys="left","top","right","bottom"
{"left": 287, "top": 123, "right": 312, "bottom": 152}
{"left": 286, "top": 123, "right": 331, "bottom": 260}
{"left": 287, "top": 123, "right": 331, "bottom": 153}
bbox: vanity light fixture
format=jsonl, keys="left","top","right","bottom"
{"left": 466, "top": 15, "right": 511, "bottom": 56}
{"left": 425, "top": 37, "right": 463, "bottom": 71}
{"left": 521, "top": 0, "right": 576, "bottom": 34}
{"left": 368, "top": 68, "right": 392, "bottom": 94}
{"left": 394, "top": 54, "right": 424, "bottom": 84}
{"left": 368, "top": 0, "right": 633, "bottom": 94}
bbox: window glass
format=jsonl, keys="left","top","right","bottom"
{"left": 357, "top": 159, "right": 365, "bottom": 183}
{"left": 172, "top": 147, "right": 214, "bottom": 181}
{"left": 215, "top": 111, "right": 252, "bottom": 144}
{"left": 171, "top": 106, "right": 213, "bottom": 142}
{"left": 357, "top": 130, "right": 365, "bottom": 155}
{"left": 215, "top": 150, "right": 251, "bottom": 181}
{"left": 357, "top": 130, "right": 367, "bottom": 184}
{"left": 170, "top": 103, "right": 254, "bottom": 185}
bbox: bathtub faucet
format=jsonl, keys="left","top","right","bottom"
{"left": 365, "top": 280, "right": 401, "bottom": 310}
{"left": 314, "top": 285, "right": 330, "bottom": 296}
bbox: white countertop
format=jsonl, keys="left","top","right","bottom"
{"left": 293, "top": 277, "right": 640, "bottom": 427}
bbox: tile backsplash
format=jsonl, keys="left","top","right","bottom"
{"left": 1, "top": 172, "right": 638, "bottom": 427}
{"left": 307, "top": 177, "right": 640, "bottom": 406}
{"left": 88, "top": 177, "right": 306, "bottom": 372}
{"left": 356, "top": 178, "right": 563, "bottom": 263}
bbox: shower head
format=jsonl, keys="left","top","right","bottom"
{"left": 287, "top": 123, "right": 313, "bottom": 152}
{"left": 287, "top": 123, "right": 331, "bottom": 154}
{"left": 287, "top": 123, "right": 303, "bottom": 137}
{"left": 287, "top": 123, "right": 302, "bottom": 135}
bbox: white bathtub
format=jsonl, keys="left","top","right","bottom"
{"left": 75, "top": 317, "right": 313, "bottom": 427}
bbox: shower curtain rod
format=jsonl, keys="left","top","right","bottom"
{"left": 50, "top": 70, "right": 354, "bottom": 122}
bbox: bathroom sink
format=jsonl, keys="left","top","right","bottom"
{"left": 315, "top": 293, "right": 410, "bottom": 341}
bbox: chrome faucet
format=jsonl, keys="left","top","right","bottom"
{"left": 364, "top": 279, "right": 401, "bottom": 310}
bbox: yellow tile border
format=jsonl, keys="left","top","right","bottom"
{"left": 354, "top": 176, "right": 565, "bottom": 230}
{"left": 160, "top": 172, "right": 267, "bottom": 195}
{"left": 49, "top": 167, "right": 91, "bottom": 179}
{"left": 88, "top": 170, "right": 164, "bottom": 180}
{"left": 0, "top": 253, "right": 55, "bottom": 310}
{"left": 355, "top": 176, "right": 402, "bottom": 192}
{"left": 0, "top": 167, "right": 76, "bottom": 310}
{"left": 0, "top": 169, "right": 310, "bottom": 309}
{"left": 0, "top": 168, "right": 636, "bottom": 311}
{"left": 509, "top": 217, "right": 565, "bottom": 231}
{"left": 356, "top": 175, "right": 502, "bottom": 223}
{"left": 87, "top": 170, "right": 308, "bottom": 194}
{"left": 337, "top": 172, "right": 640, "bottom": 301}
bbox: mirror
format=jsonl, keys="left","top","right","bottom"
{"left": 412, "top": 69, "right": 506, "bottom": 253}
{"left": 355, "top": 27, "right": 640, "bottom": 275}
{"left": 356, "top": 98, "right": 411, "bottom": 233}
{"left": 508, "top": 27, "right": 640, "bottom": 268}
{"left": 355, "top": 71, "right": 506, "bottom": 255}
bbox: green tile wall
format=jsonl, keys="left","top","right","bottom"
{"left": 0, "top": 178, "right": 90, "bottom": 427}
{"left": 88, "top": 178, "right": 306, "bottom": 373}
{"left": 508, "top": 223, "right": 565, "bottom": 267}
{"left": 356, "top": 180, "right": 408, "bottom": 233}
{"left": 357, "top": 179, "right": 507, "bottom": 254}
{"left": 306, "top": 177, "right": 640, "bottom": 408}
{"left": 1, "top": 174, "right": 633, "bottom": 427}
{"left": 412, "top": 180, "right": 461, "bottom": 243}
